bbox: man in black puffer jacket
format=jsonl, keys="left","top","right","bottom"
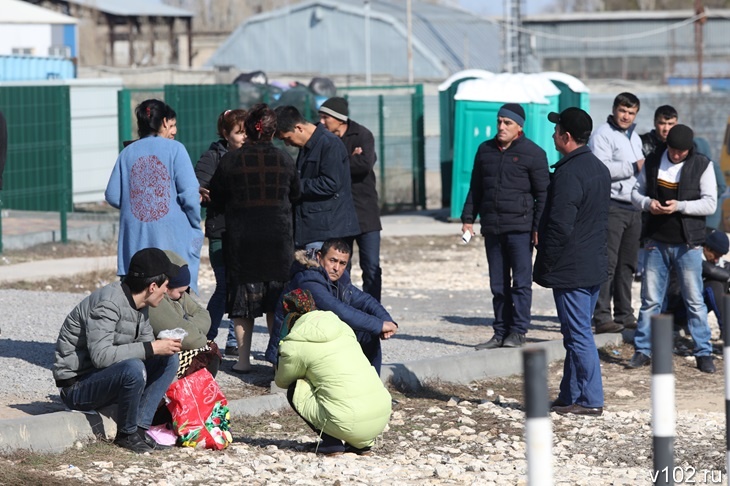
{"left": 461, "top": 103, "right": 550, "bottom": 350}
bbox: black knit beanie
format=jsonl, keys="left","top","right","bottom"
{"left": 319, "top": 97, "right": 348, "bottom": 122}
{"left": 666, "top": 124, "right": 694, "bottom": 151}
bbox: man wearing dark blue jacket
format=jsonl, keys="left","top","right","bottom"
{"left": 535, "top": 107, "right": 611, "bottom": 416}
{"left": 275, "top": 106, "right": 359, "bottom": 250}
{"left": 265, "top": 239, "right": 397, "bottom": 374}
{"left": 461, "top": 103, "right": 550, "bottom": 350}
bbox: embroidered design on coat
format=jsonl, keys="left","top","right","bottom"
{"left": 130, "top": 155, "right": 171, "bottom": 222}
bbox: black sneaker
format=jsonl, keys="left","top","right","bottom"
{"left": 224, "top": 346, "right": 239, "bottom": 356}
{"left": 595, "top": 321, "right": 624, "bottom": 334}
{"left": 474, "top": 335, "right": 503, "bottom": 350}
{"left": 627, "top": 352, "right": 651, "bottom": 368}
{"left": 502, "top": 333, "right": 526, "bottom": 348}
{"left": 696, "top": 356, "right": 716, "bottom": 374}
{"left": 138, "top": 428, "right": 173, "bottom": 450}
{"left": 345, "top": 443, "right": 373, "bottom": 456}
{"left": 114, "top": 432, "right": 154, "bottom": 453}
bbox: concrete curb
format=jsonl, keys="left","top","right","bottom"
{"left": 381, "top": 333, "right": 624, "bottom": 390}
{"left": 0, "top": 333, "right": 624, "bottom": 454}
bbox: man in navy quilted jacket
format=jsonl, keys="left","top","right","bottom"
{"left": 461, "top": 103, "right": 550, "bottom": 350}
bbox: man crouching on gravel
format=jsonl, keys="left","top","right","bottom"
{"left": 53, "top": 248, "right": 182, "bottom": 453}
{"left": 265, "top": 238, "right": 397, "bottom": 374}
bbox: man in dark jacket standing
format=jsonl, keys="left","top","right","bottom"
{"left": 319, "top": 97, "right": 383, "bottom": 301}
{"left": 461, "top": 103, "right": 550, "bottom": 349}
{"left": 275, "top": 106, "right": 359, "bottom": 250}
{"left": 535, "top": 107, "right": 610, "bottom": 416}
{"left": 628, "top": 124, "right": 717, "bottom": 373}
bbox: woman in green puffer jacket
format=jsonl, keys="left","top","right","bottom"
{"left": 274, "top": 289, "right": 391, "bottom": 455}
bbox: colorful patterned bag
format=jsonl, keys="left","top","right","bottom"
{"left": 165, "top": 368, "right": 232, "bottom": 450}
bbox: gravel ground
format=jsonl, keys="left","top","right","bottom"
{"left": 1, "top": 234, "right": 729, "bottom": 484}
{"left": 0, "top": 235, "right": 567, "bottom": 419}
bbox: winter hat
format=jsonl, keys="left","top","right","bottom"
{"left": 319, "top": 97, "right": 349, "bottom": 122}
{"left": 666, "top": 124, "right": 694, "bottom": 151}
{"left": 128, "top": 248, "right": 180, "bottom": 279}
{"left": 167, "top": 264, "right": 191, "bottom": 289}
{"left": 498, "top": 103, "right": 526, "bottom": 127}
{"left": 547, "top": 107, "right": 593, "bottom": 141}
{"left": 705, "top": 230, "right": 729, "bottom": 255}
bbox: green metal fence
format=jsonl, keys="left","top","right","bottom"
{"left": 339, "top": 84, "right": 426, "bottom": 211}
{"left": 117, "top": 87, "right": 165, "bottom": 151}
{"left": 164, "top": 84, "right": 238, "bottom": 164}
{"left": 115, "top": 83, "right": 425, "bottom": 211}
{"left": 0, "top": 85, "right": 72, "bottom": 252}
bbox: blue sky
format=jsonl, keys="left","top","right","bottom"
{"left": 458, "top": 0, "right": 554, "bottom": 16}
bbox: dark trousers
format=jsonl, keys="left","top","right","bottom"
{"left": 355, "top": 329, "right": 382, "bottom": 375}
{"left": 592, "top": 205, "right": 641, "bottom": 326}
{"left": 345, "top": 231, "right": 382, "bottom": 302}
{"left": 60, "top": 356, "right": 179, "bottom": 436}
{"left": 484, "top": 232, "right": 533, "bottom": 338}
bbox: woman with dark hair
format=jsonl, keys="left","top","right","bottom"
{"left": 195, "top": 109, "right": 247, "bottom": 355}
{"left": 208, "top": 103, "right": 301, "bottom": 373}
{"left": 105, "top": 99, "right": 204, "bottom": 292}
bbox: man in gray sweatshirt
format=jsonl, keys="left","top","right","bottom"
{"left": 588, "top": 92, "right": 645, "bottom": 335}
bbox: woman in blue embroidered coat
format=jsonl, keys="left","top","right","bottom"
{"left": 105, "top": 99, "right": 204, "bottom": 293}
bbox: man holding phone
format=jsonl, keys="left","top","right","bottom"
{"left": 53, "top": 248, "right": 183, "bottom": 453}
{"left": 628, "top": 124, "right": 717, "bottom": 373}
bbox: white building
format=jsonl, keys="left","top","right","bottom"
{"left": 0, "top": 0, "right": 78, "bottom": 59}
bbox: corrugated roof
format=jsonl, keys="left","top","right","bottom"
{"left": 206, "top": 0, "right": 500, "bottom": 78}
{"left": 0, "top": 0, "right": 77, "bottom": 24}
{"left": 62, "top": 0, "right": 193, "bottom": 18}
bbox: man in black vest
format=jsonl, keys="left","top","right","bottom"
{"left": 628, "top": 124, "right": 717, "bottom": 373}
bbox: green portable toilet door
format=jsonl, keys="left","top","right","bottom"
{"left": 524, "top": 96, "right": 561, "bottom": 169}
{"left": 450, "top": 99, "right": 502, "bottom": 220}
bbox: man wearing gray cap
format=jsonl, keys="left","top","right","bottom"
{"left": 629, "top": 124, "right": 717, "bottom": 373}
{"left": 462, "top": 103, "right": 549, "bottom": 349}
{"left": 535, "top": 107, "right": 610, "bottom": 416}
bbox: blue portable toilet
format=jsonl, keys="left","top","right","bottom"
{"left": 450, "top": 74, "right": 551, "bottom": 220}
{"left": 438, "top": 69, "right": 494, "bottom": 207}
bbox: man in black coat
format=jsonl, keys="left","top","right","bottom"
{"left": 275, "top": 106, "right": 359, "bottom": 250}
{"left": 461, "top": 103, "right": 550, "bottom": 349}
{"left": 318, "top": 97, "right": 383, "bottom": 301}
{"left": 535, "top": 107, "right": 610, "bottom": 416}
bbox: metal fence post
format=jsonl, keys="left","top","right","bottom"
{"left": 378, "top": 94, "right": 386, "bottom": 206}
{"left": 412, "top": 84, "right": 425, "bottom": 208}
{"left": 651, "top": 314, "right": 674, "bottom": 485}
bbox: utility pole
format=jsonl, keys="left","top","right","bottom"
{"left": 407, "top": 0, "right": 413, "bottom": 83}
{"left": 503, "top": 0, "right": 522, "bottom": 73}
{"left": 694, "top": 0, "right": 705, "bottom": 93}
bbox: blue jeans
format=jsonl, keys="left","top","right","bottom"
{"left": 554, "top": 286, "right": 603, "bottom": 408}
{"left": 484, "top": 232, "right": 533, "bottom": 338}
{"left": 345, "top": 231, "right": 382, "bottom": 302}
{"left": 60, "top": 356, "right": 179, "bottom": 435}
{"left": 206, "top": 239, "right": 236, "bottom": 348}
{"left": 634, "top": 240, "right": 712, "bottom": 357}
